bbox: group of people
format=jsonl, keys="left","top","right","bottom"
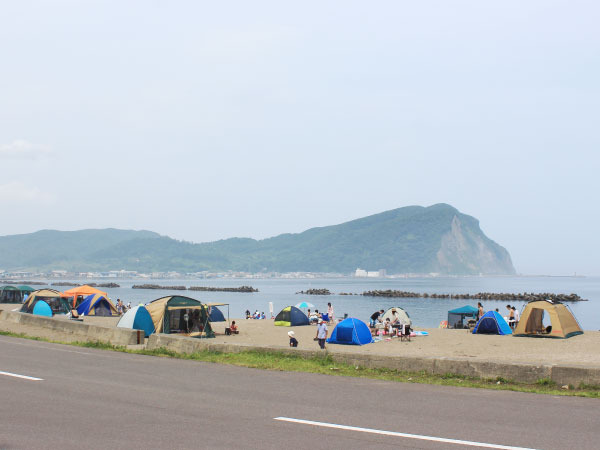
{"left": 307, "top": 302, "right": 335, "bottom": 324}
{"left": 369, "top": 308, "right": 410, "bottom": 337}
{"left": 245, "top": 310, "right": 267, "bottom": 320}
{"left": 115, "top": 299, "right": 131, "bottom": 315}
{"left": 478, "top": 302, "right": 521, "bottom": 329}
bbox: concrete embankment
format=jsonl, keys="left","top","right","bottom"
{"left": 148, "top": 333, "right": 600, "bottom": 387}
{"left": 0, "top": 310, "right": 141, "bottom": 346}
{"left": 2, "top": 309, "right": 599, "bottom": 387}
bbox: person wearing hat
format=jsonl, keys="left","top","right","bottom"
{"left": 315, "top": 318, "right": 328, "bottom": 349}
{"left": 288, "top": 330, "right": 298, "bottom": 347}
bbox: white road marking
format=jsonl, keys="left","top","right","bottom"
{"left": 0, "top": 371, "right": 43, "bottom": 381}
{"left": 274, "top": 417, "right": 539, "bottom": 450}
{"left": 0, "top": 337, "right": 113, "bottom": 357}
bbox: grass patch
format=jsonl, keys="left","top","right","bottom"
{"left": 2, "top": 330, "right": 600, "bottom": 398}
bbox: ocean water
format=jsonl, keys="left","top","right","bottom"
{"left": 37, "top": 276, "right": 600, "bottom": 330}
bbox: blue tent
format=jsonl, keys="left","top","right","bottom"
{"left": 472, "top": 311, "right": 512, "bottom": 335}
{"left": 327, "top": 318, "right": 373, "bottom": 345}
{"left": 32, "top": 300, "right": 53, "bottom": 317}
{"left": 274, "top": 306, "right": 310, "bottom": 326}
{"left": 76, "top": 294, "right": 118, "bottom": 316}
{"left": 117, "top": 305, "right": 155, "bottom": 337}
{"left": 209, "top": 306, "right": 226, "bottom": 322}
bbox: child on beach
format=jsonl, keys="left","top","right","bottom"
{"left": 288, "top": 331, "right": 298, "bottom": 347}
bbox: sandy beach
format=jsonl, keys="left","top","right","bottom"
{"left": 2, "top": 303, "right": 598, "bottom": 369}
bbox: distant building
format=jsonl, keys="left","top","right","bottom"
{"left": 355, "top": 268, "right": 368, "bottom": 277}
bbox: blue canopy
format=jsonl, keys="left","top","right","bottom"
{"left": 327, "top": 318, "right": 373, "bottom": 346}
{"left": 472, "top": 311, "right": 512, "bottom": 335}
{"left": 448, "top": 305, "right": 479, "bottom": 315}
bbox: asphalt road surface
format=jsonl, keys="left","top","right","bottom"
{"left": 1, "top": 335, "right": 598, "bottom": 450}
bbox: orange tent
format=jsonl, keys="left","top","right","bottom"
{"left": 63, "top": 285, "right": 109, "bottom": 308}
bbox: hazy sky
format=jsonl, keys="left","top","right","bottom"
{"left": 1, "top": 1, "right": 598, "bottom": 275}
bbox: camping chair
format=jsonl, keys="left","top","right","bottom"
{"left": 399, "top": 324, "right": 411, "bottom": 342}
{"left": 321, "top": 313, "right": 329, "bottom": 323}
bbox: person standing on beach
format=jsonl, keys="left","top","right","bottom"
{"left": 370, "top": 309, "right": 384, "bottom": 327}
{"left": 316, "top": 318, "right": 328, "bottom": 349}
{"left": 477, "top": 302, "right": 484, "bottom": 320}
{"left": 327, "top": 302, "right": 334, "bottom": 323}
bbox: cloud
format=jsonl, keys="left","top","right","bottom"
{"left": 0, "top": 182, "right": 56, "bottom": 206}
{"left": 0, "top": 139, "right": 52, "bottom": 159}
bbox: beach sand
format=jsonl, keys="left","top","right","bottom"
{"left": 2, "top": 304, "right": 599, "bottom": 368}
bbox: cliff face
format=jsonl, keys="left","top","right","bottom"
{"left": 435, "top": 215, "right": 515, "bottom": 275}
{"left": 0, "top": 204, "right": 517, "bottom": 275}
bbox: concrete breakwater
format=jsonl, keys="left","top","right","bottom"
{"left": 131, "top": 284, "right": 258, "bottom": 292}
{"left": 361, "top": 290, "right": 587, "bottom": 302}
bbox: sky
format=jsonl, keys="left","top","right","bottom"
{"left": 1, "top": 1, "right": 599, "bottom": 275}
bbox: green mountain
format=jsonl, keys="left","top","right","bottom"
{"left": 0, "top": 204, "right": 516, "bottom": 275}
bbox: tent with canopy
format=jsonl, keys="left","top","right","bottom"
{"left": 447, "top": 305, "right": 479, "bottom": 329}
{"left": 0, "top": 286, "right": 22, "bottom": 303}
{"left": 144, "top": 296, "right": 214, "bottom": 338}
{"left": 20, "top": 289, "right": 72, "bottom": 316}
{"left": 63, "top": 285, "right": 108, "bottom": 308}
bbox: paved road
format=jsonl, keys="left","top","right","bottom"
{"left": 1, "top": 336, "right": 598, "bottom": 450}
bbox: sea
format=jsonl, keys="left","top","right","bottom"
{"left": 31, "top": 276, "right": 600, "bottom": 330}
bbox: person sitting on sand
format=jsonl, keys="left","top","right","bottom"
{"left": 288, "top": 330, "right": 298, "bottom": 347}
{"left": 230, "top": 321, "right": 238, "bottom": 334}
{"left": 385, "top": 318, "right": 393, "bottom": 336}
{"left": 309, "top": 310, "right": 320, "bottom": 323}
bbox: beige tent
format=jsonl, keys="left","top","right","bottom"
{"left": 144, "top": 295, "right": 214, "bottom": 337}
{"left": 513, "top": 300, "right": 583, "bottom": 339}
{"left": 381, "top": 307, "right": 412, "bottom": 326}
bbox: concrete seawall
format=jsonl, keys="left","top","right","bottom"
{"left": 2, "top": 309, "right": 598, "bottom": 387}
{"left": 0, "top": 310, "right": 140, "bottom": 346}
{"left": 148, "top": 333, "right": 600, "bottom": 387}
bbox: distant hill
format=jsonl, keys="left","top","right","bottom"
{"left": 0, "top": 204, "right": 516, "bottom": 275}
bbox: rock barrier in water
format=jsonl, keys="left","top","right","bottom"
{"left": 131, "top": 284, "right": 258, "bottom": 292}
{"left": 296, "top": 289, "right": 331, "bottom": 295}
{"left": 360, "top": 290, "right": 587, "bottom": 302}
{"left": 188, "top": 286, "right": 258, "bottom": 293}
{"left": 132, "top": 284, "right": 187, "bottom": 290}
